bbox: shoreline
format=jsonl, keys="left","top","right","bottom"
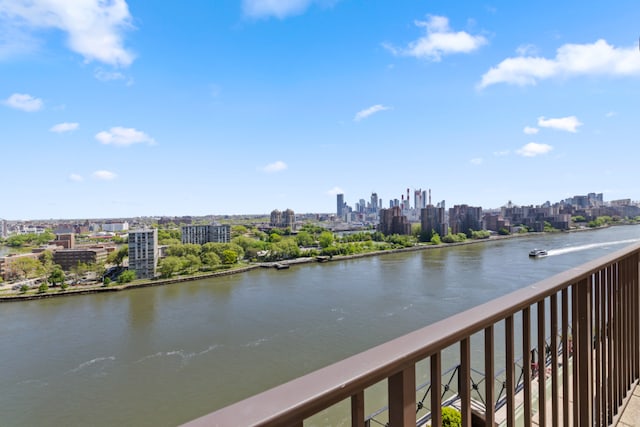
{"left": 0, "top": 226, "right": 615, "bottom": 303}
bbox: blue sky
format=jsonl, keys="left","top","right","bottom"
{"left": 1, "top": 1, "right": 639, "bottom": 220}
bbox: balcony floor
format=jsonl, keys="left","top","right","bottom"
{"left": 616, "top": 382, "right": 640, "bottom": 426}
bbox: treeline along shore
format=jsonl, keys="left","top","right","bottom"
{"left": 0, "top": 226, "right": 612, "bottom": 303}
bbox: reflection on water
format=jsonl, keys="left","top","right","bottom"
{"left": 1, "top": 226, "right": 639, "bottom": 427}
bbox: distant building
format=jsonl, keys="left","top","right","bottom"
{"left": 337, "top": 194, "right": 345, "bottom": 218}
{"left": 270, "top": 209, "right": 295, "bottom": 229}
{"left": 53, "top": 233, "right": 75, "bottom": 249}
{"left": 370, "top": 193, "right": 379, "bottom": 214}
{"left": 102, "top": 221, "right": 129, "bottom": 232}
{"left": 53, "top": 248, "right": 108, "bottom": 271}
{"left": 421, "top": 205, "right": 448, "bottom": 239}
{"left": 128, "top": 229, "right": 158, "bottom": 279}
{"left": 377, "top": 206, "right": 411, "bottom": 236}
{"left": 181, "top": 224, "right": 231, "bottom": 245}
{"left": 483, "top": 213, "right": 511, "bottom": 233}
{"left": 449, "top": 205, "right": 483, "bottom": 235}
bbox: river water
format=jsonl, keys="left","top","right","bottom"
{"left": 1, "top": 226, "right": 639, "bottom": 426}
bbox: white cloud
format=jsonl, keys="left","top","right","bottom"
{"left": 523, "top": 126, "right": 539, "bottom": 135}
{"left": 354, "top": 104, "right": 390, "bottom": 121}
{"left": 3, "top": 93, "right": 43, "bottom": 111}
{"left": 537, "top": 116, "right": 582, "bottom": 133}
{"left": 68, "top": 173, "right": 83, "bottom": 182}
{"left": 262, "top": 160, "right": 288, "bottom": 173}
{"left": 470, "top": 158, "right": 483, "bottom": 165}
{"left": 243, "top": 0, "right": 313, "bottom": 19}
{"left": 383, "top": 15, "right": 487, "bottom": 61}
{"left": 50, "top": 122, "right": 79, "bottom": 133}
{"left": 516, "top": 142, "right": 553, "bottom": 157}
{"left": 515, "top": 44, "right": 538, "bottom": 56}
{"left": 94, "top": 68, "right": 125, "bottom": 81}
{"left": 493, "top": 150, "right": 510, "bottom": 156}
{"left": 327, "top": 186, "right": 344, "bottom": 196}
{"left": 479, "top": 39, "right": 640, "bottom": 88}
{"left": 0, "top": 0, "right": 135, "bottom": 67}
{"left": 92, "top": 170, "right": 117, "bottom": 180}
{"left": 95, "top": 127, "right": 156, "bottom": 146}
{"left": 605, "top": 111, "right": 617, "bottom": 118}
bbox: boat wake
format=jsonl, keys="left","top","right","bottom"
{"left": 66, "top": 356, "right": 116, "bottom": 374}
{"left": 546, "top": 238, "right": 640, "bottom": 257}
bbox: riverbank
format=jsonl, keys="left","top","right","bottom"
{"left": 0, "top": 227, "right": 608, "bottom": 303}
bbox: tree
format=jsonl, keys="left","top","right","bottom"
{"left": 159, "top": 256, "right": 182, "bottom": 278}
{"left": 430, "top": 233, "right": 442, "bottom": 245}
{"left": 107, "top": 245, "right": 128, "bottom": 267}
{"left": 231, "top": 225, "right": 247, "bottom": 238}
{"left": 269, "top": 233, "right": 282, "bottom": 243}
{"left": 201, "top": 251, "right": 221, "bottom": 268}
{"left": 70, "top": 262, "right": 89, "bottom": 285}
{"left": 295, "top": 231, "right": 315, "bottom": 247}
{"left": 49, "top": 266, "right": 65, "bottom": 287}
{"left": 269, "top": 239, "right": 301, "bottom": 260}
{"left": 38, "top": 282, "right": 49, "bottom": 294}
{"left": 158, "top": 228, "right": 181, "bottom": 245}
{"left": 117, "top": 270, "right": 136, "bottom": 284}
{"left": 39, "top": 250, "right": 55, "bottom": 274}
{"left": 411, "top": 224, "right": 422, "bottom": 239}
{"left": 221, "top": 250, "right": 238, "bottom": 265}
{"left": 318, "top": 231, "right": 334, "bottom": 249}
{"left": 470, "top": 230, "right": 490, "bottom": 240}
{"left": 184, "top": 254, "right": 202, "bottom": 273}
{"left": 10, "top": 257, "right": 43, "bottom": 280}
{"left": 91, "top": 262, "right": 106, "bottom": 282}
{"left": 201, "top": 242, "right": 244, "bottom": 261}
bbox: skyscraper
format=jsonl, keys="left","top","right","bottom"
{"left": 370, "top": 193, "right": 378, "bottom": 213}
{"left": 337, "top": 194, "right": 344, "bottom": 217}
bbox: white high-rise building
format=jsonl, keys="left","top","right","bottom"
{"left": 128, "top": 228, "right": 158, "bottom": 279}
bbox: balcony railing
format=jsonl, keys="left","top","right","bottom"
{"left": 182, "top": 243, "right": 640, "bottom": 427}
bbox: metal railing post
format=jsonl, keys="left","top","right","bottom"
{"left": 388, "top": 366, "right": 416, "bottom": 427}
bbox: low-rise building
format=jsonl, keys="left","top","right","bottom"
{"left": 53, "top": 248, "right": 108, "bottom": 271}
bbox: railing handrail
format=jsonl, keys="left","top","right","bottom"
{"left": 182, "top": 242, "right": 640, "bottom": 426}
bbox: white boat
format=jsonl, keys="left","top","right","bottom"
{"left": 529, "top": 249, "right": 548, "bottom": 257}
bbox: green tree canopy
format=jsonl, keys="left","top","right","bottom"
{"left": 201, "top": 251, "right": 221, "bottom": 267}
{"left": 295, "top": 231, "right": 315, "bottom": 247}
{"left": 159, "top": 256, "right": 182, "bottom": 278}
{"left": 221, "top": 250, "right": 238, "bottom": 265}
{"left": 318, "top": 231, "right": 334, "bottom": 249}
{"left": 49, "top": 266, "right": 65, "bottom": 286}
{"left": 10, "top": 257, "right": 44, "bottom": 280}
{"left": 117, "top": 270, "right": 136, "bottom": 284}
{"left": 107, "top": 246, "right": 129, "bottom": 267}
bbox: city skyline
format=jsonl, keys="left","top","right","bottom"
{"left": 2, "top": 1, "right": 640, "bottom": 220}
